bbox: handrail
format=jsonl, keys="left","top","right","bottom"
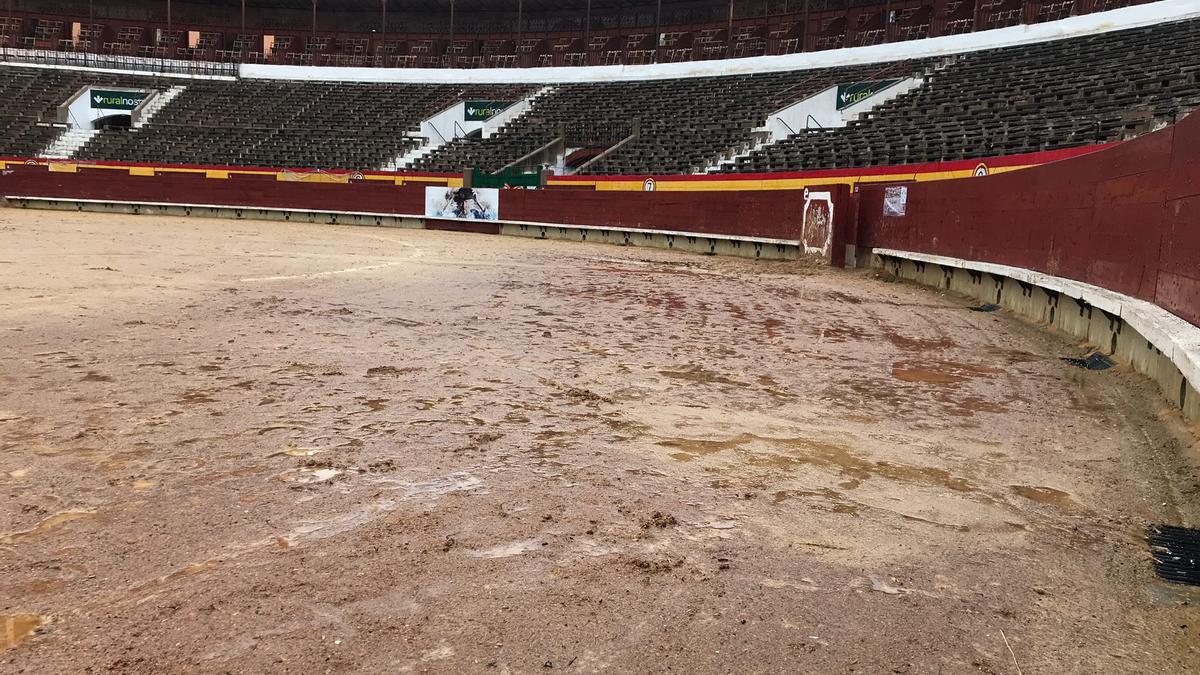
{"left": 429, "top": 122, "right": 448, "bottom": 145}
{"left": 496, "top": 136, "right": 563, "bottom": 174}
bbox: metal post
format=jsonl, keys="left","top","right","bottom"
{"left": 727, "top": 0, "right": 734, "bottom": 58}
{"left": 381, "top": 0, "right": 387, "bottom": 38}
{"left": 585, "top": 0, "right": 591, "bottom": 46}
{"left": 311, "top": 0, "right": 317, "bottom": 53}
{"left": 449, "top": 0, "right": 456, "bottom": 66}
{"left": 801, "top": 0, "right": 809, "bottom": 52}
{"left": 884, "top": 0, "right": 891, "bottom": 43}
{"left": 241, "top": 0, "right": 245, "bottom": 40}
{"left": 654, "top": 0, "right": 661, "bottom": 62}
{"left": 88, "top": 0, "right": 93, "bottom": 52}
{"left": 517, "top": 0, "right": 522, "bottom": 48}
{"left": 166, "top": 0, "right": 172, "bottom": 51}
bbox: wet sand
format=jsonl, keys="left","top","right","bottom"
{"left": 1, "top": 209, "right": 1199, "bottom": 673}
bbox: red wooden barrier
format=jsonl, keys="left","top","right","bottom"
{"left": 0, "top": 166, "right": 849, "bottom": 258}
{"left": 857, "top": 113, "right": 1200, "bottom": 326}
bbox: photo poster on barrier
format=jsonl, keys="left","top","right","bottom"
{"left": 883, "top": 185, "right": 908, "bottom": 216}
{"left": 425, "top": 186, "right": 500, "bottom": 221}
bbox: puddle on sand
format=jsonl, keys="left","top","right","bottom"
{"left": 659, "top": 434, "right": 976, "bottom": 494}
{"left": 773, "top": 488, "right": 860, "bottom": 515}
{"left": 891, "top": 361, "right": 1004, "bottom": 385}
{"left": 659, "top": 365, "right": 744, "bottom": 386}
{"left": 1, "top": 511, "right": 97, "bottom": 544}
{"left": 465, "top": 539, "right": 543, "bottom": 559}
{"left": 885, "top": 333, "right": 957, "bottom": 352}
{"left": 1009, "top": 485, "right": 1079, "bottom": 510}
{"left": 3, "top": 614, "right": 46, "bottom": 651}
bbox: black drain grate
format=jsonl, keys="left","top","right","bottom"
{"left": 1147, "top": 525, "right": 1200, "bottom": 586}
{"left": 1061, "top": 352, "right": 1114, "bottom": 371}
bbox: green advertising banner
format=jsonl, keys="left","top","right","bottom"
{"left": 835, "top": 79, "right": 902, "bottom": 110}
{"left": 90, "top": 89, "right": 149, "bottom": 110}
{"left": 464, "top": 101, "right": 512, "bottom": 122}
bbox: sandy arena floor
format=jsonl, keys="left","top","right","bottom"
{"left": 1, "top": 208, "right": 1199, "bottom": 673}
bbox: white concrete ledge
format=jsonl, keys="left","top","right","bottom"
{"left": 874, "top": 247, "right": 1200, "bottom": 405}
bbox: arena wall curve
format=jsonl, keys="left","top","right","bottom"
{"left": 856, "top": 110, "right": 1200, "bottom": 423}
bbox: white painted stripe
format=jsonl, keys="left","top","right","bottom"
{"left": 238, "top": 261, "right": 408, "bottom": 282}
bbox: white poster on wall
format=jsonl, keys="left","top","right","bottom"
{"left": 425, "top": 186, "right": 500, "bottom": 221}
{"left": 883, "top": 185, "right": 908, "bottom": 216}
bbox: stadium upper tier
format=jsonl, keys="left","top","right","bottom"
{"left": 0, "top": 0, "right": 1154, "bottom": 70}
{"left": 1, "top": 4, "right": 1197, "bottom": 176}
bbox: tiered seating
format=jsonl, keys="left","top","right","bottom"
{"left": 3, "top": 14, "right": 1195, "bottom": 177}
{"left": 414, "top": 61, "right": 925, "bottom": 176}
{"left": 0, "top": 67, "right": 161, "bottom": 156}
{"left": 0, "top": 16, "right": 23, "bottom": 48}
{"left": 74, "top": 80, "right": 532, "bottom": 170}
{"left": 105, "top": 26, "right": 145, "bottom": 56}
{"left": 731, "top": 17, "right": 1200, "bottom": 173}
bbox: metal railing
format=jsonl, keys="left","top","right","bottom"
{"left": 0, "top": 46, "right": 238, "bottom": 78}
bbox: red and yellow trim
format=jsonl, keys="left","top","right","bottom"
{"left": 0, "top": 143, "right": 1116, "bottom": 192}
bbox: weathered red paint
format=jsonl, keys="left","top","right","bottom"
{"left": 857, "top": 113, "right": 1200, "bottom": 326}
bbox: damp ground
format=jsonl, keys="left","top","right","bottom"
{"left": 2, "top": 209, "right": 1199, "bottom": 672}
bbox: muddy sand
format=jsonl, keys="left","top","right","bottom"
{"left": 1, "top": 209, "right": 1199, "bottom": 673}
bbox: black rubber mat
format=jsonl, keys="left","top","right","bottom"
{"left": 1147, "top": 525, "right": 1200, "bottom": 586}
{"left": 968, "top": 303, "right": 1001, "bottom": 312}
{"left": 1061, "top": 352, "right": 1114, "bottom": 370}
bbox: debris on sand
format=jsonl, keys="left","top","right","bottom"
{"left": 640, "top": 511, "right": 678, "bottom": 530}
{"left": 622, "top": 554, "right": 684, "bottom": 574}
{"left": 365, "top": 365, "right": 406, "bottom": 377}
{"left": 367, "top": 459, "right": 398, "bottom": 473}
{"left": 1060, "top": 352, "right": 1114, "bottom": 371}
{"left": 564, "top": 387, "right": 611, "bottom": 404}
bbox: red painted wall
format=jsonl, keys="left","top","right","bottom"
{"left": 0, "top": 166, "right": 846, "bottom": 253}
{"left": 857, "top": 112, "right": 1200, "bottom": 326}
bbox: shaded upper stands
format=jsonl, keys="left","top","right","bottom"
{"left": 0, "top": 0, "right": 1156, "bottom": 70}
{"left": 0, "top": 66, "right": 165, "bottom": 156}
{"left": 728, "top": 17, "right": 1200, "bottom": 173}
{"left": 414, "top": 61, "right": 928, "bottom": 175}
{"left": 74, "top": 80, "right": 530, "bottom": 169}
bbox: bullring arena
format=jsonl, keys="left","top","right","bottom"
{"left": 2, "top": 1, "right": 1200, "bottom": 673}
